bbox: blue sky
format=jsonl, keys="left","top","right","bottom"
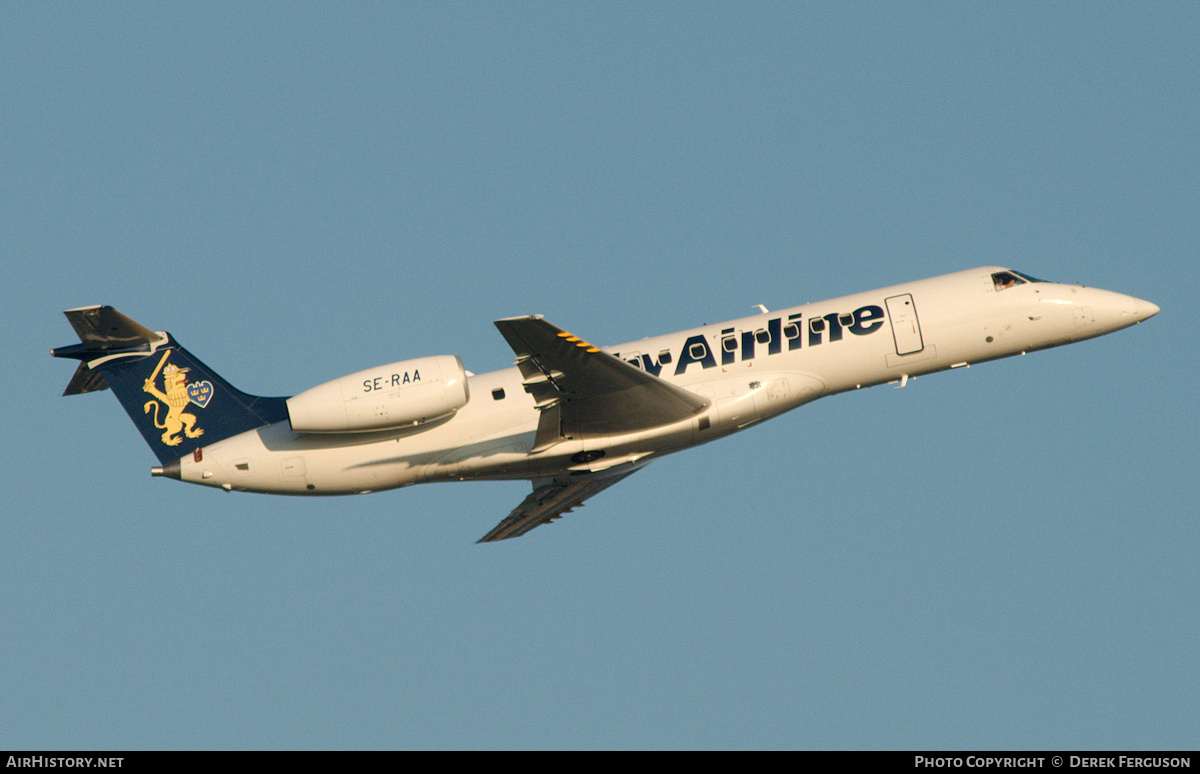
{"left": 3, "top": 3, "right": 1196, "bottom": 749}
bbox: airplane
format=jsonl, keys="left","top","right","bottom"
{"left": 52, "top": 267, "right": 1158, "bottom": 542}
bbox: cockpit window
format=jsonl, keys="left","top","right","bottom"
{"left": 993, "top": 270, "right": 1029, "bottom": 291}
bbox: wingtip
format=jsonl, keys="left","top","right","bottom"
{"left": 494, "top": 314, "right": 544, "bottom": 323}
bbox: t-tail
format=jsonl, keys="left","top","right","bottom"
{"left": 52, "top": 305, "right": 289, "bottom": 466}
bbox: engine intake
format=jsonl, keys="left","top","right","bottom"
{"left": 287, "top": 355, "right": 469, "bottom": 433}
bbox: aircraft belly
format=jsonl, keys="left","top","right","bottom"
{"left": 423, "top": 437, "right": 549, "bottom": 483}
{"left": 178, "top": 399, "right": 540, "bottom": 493}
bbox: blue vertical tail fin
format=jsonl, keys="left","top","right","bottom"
{"left": 52, "top": 305, "right": 289, "bottom": 465}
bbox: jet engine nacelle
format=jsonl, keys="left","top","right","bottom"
{"left": 287, "top": 355, "right": 470, "bottom": 433}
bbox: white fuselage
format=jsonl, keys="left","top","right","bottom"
{"left": 172, "top": 267, "right": 1156, "bottom": 495}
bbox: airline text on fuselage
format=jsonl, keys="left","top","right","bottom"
{"left": 615, "top": 303, "right": 887, "bottom": 376}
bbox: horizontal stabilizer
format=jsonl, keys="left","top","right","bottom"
{"left": 53, "top": 306, "right": 167, "bottom": 396}
{"left": 62, "top": 362, "right": 109, "bottom": 395}
{"left": 63, "top": 305, "right": 164, "bottom": 351}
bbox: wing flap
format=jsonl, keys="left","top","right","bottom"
{"left": 494, "top": 316, "right": 708, "bottom": 447}
{"left": 477, "top": 467, "right": 641, "bottom": 543}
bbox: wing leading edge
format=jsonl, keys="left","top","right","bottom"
{"left": 493, "top": 316, "right": 709, "bottom": 452}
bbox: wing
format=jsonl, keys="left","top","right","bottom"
{"left": 493, "top": 316, "right": 709, "bottom": 451}
{"left": 477, "top": 467, "right": 641, "bottom": 543}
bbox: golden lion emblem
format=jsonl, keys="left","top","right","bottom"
{"left": 142, "top": 351, "right": 204, "bottom": 446}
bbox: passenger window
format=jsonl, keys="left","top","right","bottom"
{"left": 810, "top": 318, "right": 826, "bottom": 333}
{"left": 658, "top": 349, "right": 673, "bottom": 364}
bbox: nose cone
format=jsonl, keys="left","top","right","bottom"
{"left": 1050, "top": 286, "right": 1159, "bottom": 339}
{"left": 1106, "top": 291, "right": 1159, "bottom": 330}
{"left": 1132, "top": 297, "right": 1160, "bottom": 322}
